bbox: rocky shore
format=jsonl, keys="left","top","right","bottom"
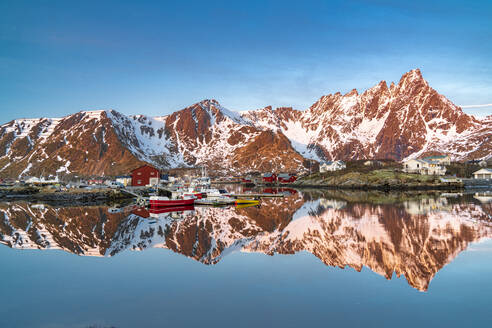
{"left": 0, "top": 187, "right": 134, "bottom": 205}
{"left": 293, "top": 169, "right": 464, "bottom": 191}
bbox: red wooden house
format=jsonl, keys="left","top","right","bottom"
{"left": 262, "top": 173, "right": 277, "bottom": 183}
{"left": 131, "top": 165, "right": 161, "bottom": 186}
{"left": 277, "top": 173, "right": 297, "bottom": 183}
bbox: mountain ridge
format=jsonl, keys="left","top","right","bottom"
{"left": 0, "top": 69, "right": 490, "bottom": 177}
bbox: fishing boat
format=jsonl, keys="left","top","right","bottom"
{"left": 149, "top": 205, "right": 195, "bottom": 215}
{"left": 201, "top": 188, "right": 231, "bottom": 199}
{"left": 189, "top": 169, "right": 232, "bottom": 199}
{"left": 149, "top": 195, "right": 195, "bottom": 207}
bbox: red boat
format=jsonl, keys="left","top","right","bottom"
{"left": 149, "top": 205, "right": 195, "bottom": 215}
{"left": 149, "top": 196, "right": 195, "bottom": 207}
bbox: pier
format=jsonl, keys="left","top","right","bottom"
{"left": 229, "top": 193, "right": 284, "bottom": 199}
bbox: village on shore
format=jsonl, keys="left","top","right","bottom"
{"left": 0, "top": 153, "right": 491, "bottom": 203}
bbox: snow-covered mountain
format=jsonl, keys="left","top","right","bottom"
{"left": 241, "top": 69, "right": 491, "bottom": 161}
{"left": 0, "top": 69, "right": 490, "bottom": 177}
{"left": 1, "top": 195, "right": 491, "bottom": 291}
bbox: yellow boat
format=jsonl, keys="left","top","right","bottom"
{"left": 234, "top": 199, "right": 260, "bottom": 206}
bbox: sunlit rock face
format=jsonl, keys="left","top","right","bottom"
{"left": 1, "top": 194, "right": 491, "bottom": 291}
{"left": 0, "top": 111, "right": 148, "bottom": 178}
{"left": 241, "top": 69, "right": 491, "bottom": 162}
{"left": 1, "top": 69, "right": 490, "bottom": 178}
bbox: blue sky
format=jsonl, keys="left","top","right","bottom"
{"left": 1, "top": 0, "right": 491, "bottom": 122}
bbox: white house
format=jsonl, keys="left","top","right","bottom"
{"left": 402, "top": 159, "right": 446, "bottom": 175}
{"left": 116, "top": 175, "right": 132, "bottom": 186}
{"left": 25, "top": 176, "right": 41, "bottom": 184}
{"left": 472, "top": 168, "right": 492, "bottom": 179}
{"left": 25, "top": 176, "right": 60, "bottom": 184}
{"left": 320, "top": 160, "right": 346, "bottom": 173}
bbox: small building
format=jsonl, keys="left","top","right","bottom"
{"left": 319, "top": 160, "right": 346, "bottom": 173}
{"left": 131, "top": 165, "right": 161, "bottom": 186}
{"left": 88, "top": 178, "right": 104, "bottom": 185}
{"left": 242, "top": 176, "right": 253, "bottom": 183}
{"left": 422, "top": 154, "right": 451, "bottom": 165}
{"left": 25, "top": 176, "right": 41, "bottom": 184}
{"left": 403, "top": 159, "right": 446, "bottom": 175}
{"left": 116, "top": 175, "right": 132, "bottom": 186}
{"left": 277, "top": 173, "right": 297, "bottom": 183}
{"left": 262, "top": 173, "right": 277, "bottom": 183}
{"left": 472, "top": 168, "right": 492, "bottom": 179}
{"left": 364, "top": 160, "right": 383, "bottom": 167}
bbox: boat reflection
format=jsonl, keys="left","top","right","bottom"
{"left": 1, "top": 192, "right": 491, "bottom": 291}
{"left": 148, "top": 205, "right": 195, "bottom": 218}
{"left": 235, "top": 203, "right": 262, "bottom": 209}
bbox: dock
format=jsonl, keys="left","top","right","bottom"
{"left": 120, "top": 188, "right": 148, "bottom": 206}
{"left": 229, "top": 193, "right": 284, "bottom": 199}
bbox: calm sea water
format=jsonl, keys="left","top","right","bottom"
{"left": 1, "top": 188, "right": 491, "bottom": 328}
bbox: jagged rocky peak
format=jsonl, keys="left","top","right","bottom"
{"left": 391, "top": 68, "right": 428, "bottom": 94}
{"left": 399, "top": 68, "right": 425, "bottom": 83}
{"left": 363, "top": 80, "right": 389, "bottom": 97}
{"left": 392, "top": 68, "right": 443, "bottom": 105}
{"left": 174, "top": 99, "right": 245, "bottom": 126}
{"left": 344, "top": 88, "right": 359, "bottom": 97}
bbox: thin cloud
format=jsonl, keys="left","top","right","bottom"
{"left": 460, "top": 103, "right": 492, "bottom": 108}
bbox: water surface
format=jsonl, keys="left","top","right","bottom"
{"left": 1, "top": 189, "right": 491, "bottom": 327}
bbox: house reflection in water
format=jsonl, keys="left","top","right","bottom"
{"left": 319, "top": 199, "right": 346, "bottom": 210}
{"left": 474, "top": 192, "right": 492, "bottom": 204}
{"left": 403, "top": 197, "right": 453, "bottom": 215}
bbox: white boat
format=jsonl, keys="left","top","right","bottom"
{"left": 189, "top": 170, "right": 231, "bottom": 199}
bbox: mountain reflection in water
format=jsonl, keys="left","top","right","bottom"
{"left": 1, "top": 191, "right": 491, "bottom": 291}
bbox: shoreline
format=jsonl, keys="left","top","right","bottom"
{"left": 289, "top": 182, "right": 464, "bottom": 191}
{"left": 0, "top": 188, "right": 135, "bottom": 205}
{"left": 288, "top": 169, "right": 470, "bottom": 191}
